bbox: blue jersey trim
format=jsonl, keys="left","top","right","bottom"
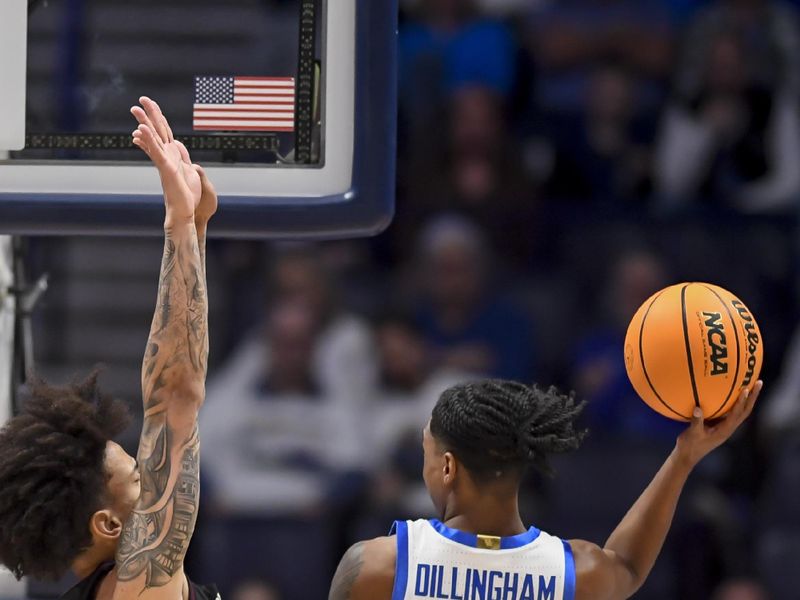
{"left": 428, "top": 519, "right": 541, "bottom": 549}
{"left": 562, "top": 540, "right": 576, "bottom": 600}
{"left": 391, "top": 520, "right": 409, "bottom": 600}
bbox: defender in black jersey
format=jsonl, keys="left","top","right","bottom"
{"left": 0, "top": 97, "right": 218, "bottom": 600}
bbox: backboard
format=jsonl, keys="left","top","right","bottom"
{"left": 0, "top": 0, "right": 397, "bottom": 238}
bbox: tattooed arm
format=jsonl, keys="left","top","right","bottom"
{"left": 329, "top": 537, "right": 396, "bottom": 600}
{"left": 113, "top": 97, "right": 216, "bottom": 600}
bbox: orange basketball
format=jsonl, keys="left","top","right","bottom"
{"left": 624, "top": 283, "right": 763, "bottom": 421}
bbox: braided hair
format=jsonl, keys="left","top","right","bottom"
{"left": 430, "top": 380, "right": 587, "bottom": 481}
{"left": 0, "top": 371, "right": 131, "bottom": 580}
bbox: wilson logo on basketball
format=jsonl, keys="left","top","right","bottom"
{"left": 732, "top": 300, "right": 761, "bottom": 386}
{"left": 702, "top": 312, "right": 728, "bottom": 376}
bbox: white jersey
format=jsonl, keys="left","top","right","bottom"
{"left": 390, "top": 519, "right": 575, "bottom": 600}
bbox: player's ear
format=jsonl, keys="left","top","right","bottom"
{"left": 443, "top": 451, "right": 457, "bottom": 486}
{"left": 90, "top": 509, "right": 124, "bottom": 542}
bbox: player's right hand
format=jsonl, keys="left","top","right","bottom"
{"left": 130, "top": 97, "right": 201, "bottom": 226}
{"left": 675, "top": 380, "right": 763, "bottom": 468}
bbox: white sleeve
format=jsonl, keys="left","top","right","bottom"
{"left": 735, "top": 96, "right": 800, "bottom": 212}
{"left": 200, "top": 385, "right": 327, "bottom": 513}
{"left": 654, "top": 106, "right": 718, "bottom": 208}
{"left": 315, "top": 317, "right": 378, "bottom": 470}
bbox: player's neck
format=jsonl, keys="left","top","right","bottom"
{"left": 72, "top": 555, "right": 100, "bottom": 580}
{"left": 72, "top": 546, "right": 114, "bottom": 580}
{"left": 443, "top": 495, "right": 527, "bottom": 538}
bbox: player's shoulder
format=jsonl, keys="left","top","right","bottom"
{"left": 355, "top": 534, "right": 398, "bottom": 573}
{"left": 330, "top": 536, "right": 397, "bottom": 600}
{"left": 567, "top": 539, "right": 617, "bottom": 600}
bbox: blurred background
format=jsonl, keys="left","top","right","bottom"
{"left": 4, "top": 0, "right": 800, "bottom": 598}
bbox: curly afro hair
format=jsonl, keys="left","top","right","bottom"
{"left": 0, "top": 371, "right": 131, "bottom": 580}
{"left": 430, "top": 380, "right": 587, "bottom": 481}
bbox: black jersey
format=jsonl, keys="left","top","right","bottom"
{"left": 60, "top": 562, "right": 220, "bottom": 600}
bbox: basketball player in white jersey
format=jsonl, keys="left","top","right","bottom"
{"left": 329, "top": 378, "right": 762, "bottom": 600}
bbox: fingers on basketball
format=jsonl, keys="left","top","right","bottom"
{"left": 708, "top": 381, "right": 761, "bottom": 436}
{"left": 743, "top": 380, "right": 763, "bottom": 417}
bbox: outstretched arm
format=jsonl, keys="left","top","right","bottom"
{"left": 572, "top": 382, "right": 763, "bottom": 600}
{"left": 113, "top": 97, "right": 215, "bottom": 600}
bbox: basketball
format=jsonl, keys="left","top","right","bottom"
{"left": 624, "top": 283, "right": 763, "bottom": 422}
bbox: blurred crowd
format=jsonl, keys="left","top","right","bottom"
{"left": 185, "top": 2, "right": 800, "bottom": 598}
{"left": 184, "top": 0, "right": 800, "bottom": 598}
{"left": 16, "top": 0, "right": 800, "bottom": 598}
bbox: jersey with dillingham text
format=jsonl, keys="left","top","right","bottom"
{"left": 390, "top": 519, "right": 575, "bottom": 600}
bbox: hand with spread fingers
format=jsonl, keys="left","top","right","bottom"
{"left": 130, "top": 96, "right": 202, "bottom": 226}
{"left": 675, "top": 381, "right": 763, "bottom": 468}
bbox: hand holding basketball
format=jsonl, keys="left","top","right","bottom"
{"left": 675, "top": 381, "right": 762, "bottom": 467}
{"left": 130, "top": 96, "right": 202, "bottom": 226}
{"left": 625, "top": 283, "right": 763, "bottom": 421}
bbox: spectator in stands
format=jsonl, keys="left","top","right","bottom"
{"left": 201, "top": 299, "right": 368, "bottom": 515}
{"left": 398, "top": 85, "right": 540, "bottom": 267}
{"left": 198, "top": 246, "right": 376, "bottom": 569}
{"left": 655, "top": 5, "right": 800, "bottom": 213}
{"left": 543, "top": 63, "right": 655, "bottom": 205}
{"left": 674, "top": 0, "right": 800, "bottom": 100}
{"left": 570, "top": 249, "right": 681, "bottom": 440}
{"left": 198, "top": 298, "right": 369, "bottom": 598}
{"left": 413, "top": 215, "right": 536, "bottom": 381}
{"left": 399, "top": 0, "right": 517, "bottom": 133}
{"left": 355, "top": 313, "right": 471, "bottom": 537}
{"left": 370, "top": 313, "right": 469, "bottom": 462}
{"left": 527, "top": 0, "right": 674, "bottom": 115}
{"left": 267, "top": 245, "right": 377, "bottom": 402}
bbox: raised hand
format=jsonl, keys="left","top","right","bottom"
{"left": 116, "top": 96, "right": 211, "bottom": 600}
{"left": 675, "top": 381, "right": 763, "bottom": 468}
{"left": 130, "top": 97, "right": 201, "bottom": 226}
{"left": 193, "top": 165, "right": 218, "bottom": 231}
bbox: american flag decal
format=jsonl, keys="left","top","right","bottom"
{"left": 193, "top": 76, "right": 296, "bottom": 132}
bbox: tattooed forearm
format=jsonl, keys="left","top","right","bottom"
{"left": 117, "top": 424, "right": 200, "bottom": 587}
{"left": 195, "top": 225, "right": 207, "bottom": 278}
{"left": 141, "top": 227, "right": 208, "bottom": 406}
{"left": 118, "top": 223, "right": 208, "bottom": 590}
{"left": 329, "top": 542, "right": 366, "bottom": 600}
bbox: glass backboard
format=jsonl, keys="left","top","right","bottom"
{"left": 0, "top": 0, "right": 397, "bottom": 238}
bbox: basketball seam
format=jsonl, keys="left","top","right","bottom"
{"left": 700, "top": 284, "right": 741, "bottom": 418}
{"left": 639, "top": 289, "right": 691, "bottom": 420}
{"left": 681, "top": 284, "right": 701, "bottom": 408}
